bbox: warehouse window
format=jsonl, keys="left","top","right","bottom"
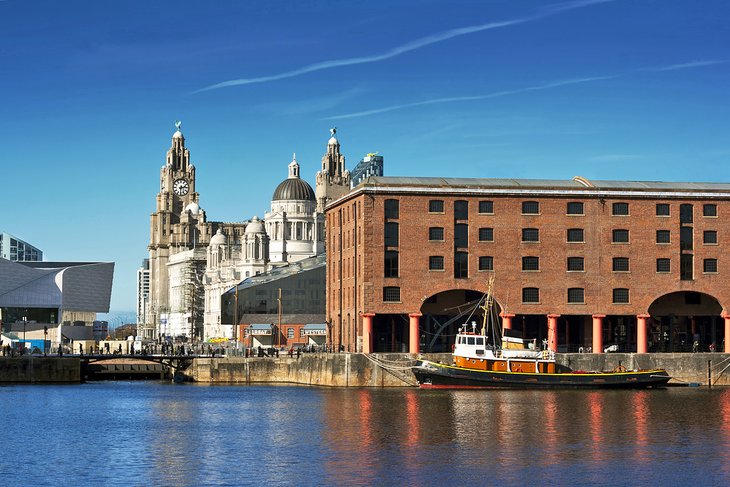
{"left": 612, "top": 229, "right": 629, "bottom": 243}
{"left": 567, "top": 257, "right": 584, "bottom": 272}
{"left": 703, "top": 204, "right": 717, "bottom": 217}
{"left": 567, "top": 228, "right": 584, "bottom": 243}
{"left": 613, "top": 257, "right": 629, "bottom": 272}
{"left": 429, "top": 227, "right": 444, "bottom": 241}
{"left": 612, "top": 202, "right": 629, "bottom": 216}
{"left": 656, "top": 203, "right": 670, "bottom": 216}
{"left": 454, "top": 252, "right": 468, "bottom": 278}
{"left": 704, "top": 230, "right": 718, "bottom": 244}
{"left": 656, "top": 230, "right": 670, "bottom": 244}
{"left": 522, "top": 228, "right": 539, "bottom": 242}
{"left": 522, "top": 287, "right": 540, "bottom": 303}
{"left": 680, "top": 204, "right": 693, "bottom": 224}
{"left": 522, "top": 201, "right": 539, "bottom": 215}
{"left": 455, "top": 224, "right": 468, "bottom": 248}
{"left": 681, "top": 254, "right": 694, "bottom": 280}
{"left": 383, "top": 287, "right": 401, "bottom": 302}
{"left": 384, "top": 222, "right": 399, "bottom": 247}
{"left": 613, "top": 288, "right": 629, "bottom": 304}
{"left": 567, "top": 202, "right": 584, "bottom": 215}
{"left": 479, "top": 200, "right": 494, "bottom": 214}
{"left": 567, "top": 288, "right": 585, "bottom": 304}
{"left": 429, "top": 256, "right": 444, "bottom": 271}
{"left": 384, "top": 199, "right": 399, "bottom": 219}
{"left": 479, "top": 256, "right": 494, "bottom": 271}
{"left": 522, "top": 256, "right": 539, "bottom": 271}
{"left": 478, "top": 227, "right": 494, "bottom": 242}
{"left": 680, "top": 227, "right": 693, "bottom": 251}
{"left": 384, "top": 251, "right": 399, "bottom": 278}
{"left": 656, "top": 258, "right": 671, "bottom": 273}
{"left": 704, "top": 259, "right": 718, "bottom": 273}
{"left": 454, "top": 200, "right": 468, "bottom": 220}
{"left": 429, "top": 200, "right": 444, "bottom": 213}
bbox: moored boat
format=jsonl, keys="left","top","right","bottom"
{"left": 412, "top": 284, "right": 671, "bottom": 389}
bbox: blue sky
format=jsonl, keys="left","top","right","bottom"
{"left": 1, "top": 0, "right": 729, "bottom": 315}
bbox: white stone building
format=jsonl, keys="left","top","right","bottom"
{"left": 148, "top": 125, "right": 349, "bottom": 341}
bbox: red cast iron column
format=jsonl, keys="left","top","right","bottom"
{"left": 592, "top": 314, "right": 605, "bottom": 354}
{"left": 409, "top": 313, "right": 422, "bottom": 354}
{"left": 637, "top": 314, "right": 650, "bottom": 354}
{"left": 547, "top": 314, "right": 560, "bottom": 352}
{"left": 361, "top": 313, "right": 375, "bottom": 354}
{"left": 500, "top": 312, "right": 514, "bottom": 330}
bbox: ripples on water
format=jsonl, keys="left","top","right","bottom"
{"left": 1, "top": 382, "right": 729, "bottom": 486}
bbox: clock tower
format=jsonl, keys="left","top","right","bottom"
{"left": 147, "top": 122, "right": 204, "bottom": 337}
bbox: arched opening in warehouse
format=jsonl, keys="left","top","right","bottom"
{"left": 648, "top": 291, "right": 723, "bottom": 352}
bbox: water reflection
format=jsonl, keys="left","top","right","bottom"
{"left": 631, "top": 391, "right": 649, "bottom": 464}
{"left": 3, "top": 383, "right": 730, "bottom": 486}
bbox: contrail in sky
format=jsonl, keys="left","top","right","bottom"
{"left": 324, "top": 60, "right": 725, "bottom": 120}
{"left": 644, "top": 60, "right": 726, "bottom": 71}
{"left": 192, "top": 0, "right": 615, "bottom": 94}
{"left": 324, "top": 76, "right": 617, "bottom": 120}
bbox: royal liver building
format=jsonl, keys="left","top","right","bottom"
{"left": 146, "top": 124, "right": 348, "bottom": 341}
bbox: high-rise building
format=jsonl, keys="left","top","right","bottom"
{"left": 0, "top": 232, "right": 43, "bottom": 262}
{"left": 136, "top": 259, "right": 151, "bottom": 337}
{"left": 350, "top": 152, "right": 384, "bottom": 188}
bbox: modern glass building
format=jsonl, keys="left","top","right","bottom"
{"left": 0, "top": 232, "right": 43, "bottom": 262}
{"left": 350, "top": 153, "right": 384, "bottom": 188}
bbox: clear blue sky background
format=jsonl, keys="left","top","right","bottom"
{"left": 1, "top": 0, "right": 729, "bottom": 317}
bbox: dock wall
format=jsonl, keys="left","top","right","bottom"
{"left": 0, "top": 357, "right": 81, "bottom": 383}
{"left": 186, "top": 353, "right": 424, "bottom": 387}
{"left": 2, "top": 353, "right": 729, "bottom": 386}
{"left": 561, "top": 353, "right": 730, "bottom": 386}
{"left": 186, "top": 352, "right": 730, "bottom": 387}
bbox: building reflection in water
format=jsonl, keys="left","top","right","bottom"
{"left": 542, "top": 390, "right": 559, "bottom": 466}
{"left": 719, "top": 388, "right": 730, "bottom": 479}
{"left": 587, "top": 391, "right": 604, "bottom": 463}
{"left": 631, "top": 390, "right": 649, "bottom": 464}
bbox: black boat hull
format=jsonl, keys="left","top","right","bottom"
{"left": 412, "top": 361, "right": 671, "bottom": 389}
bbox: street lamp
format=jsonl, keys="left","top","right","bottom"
{"left": 277, "top": 288, "right": 282, "bottom": 349}
{"left": 23, "top": 315, "right": 27, "bottom": 354}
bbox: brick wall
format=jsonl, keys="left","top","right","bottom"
{"left": 327, "top": 184, "right": 730, "bottom": 351}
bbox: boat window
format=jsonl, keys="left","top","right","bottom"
{"left": 467, "top": 337, "right": 475, "bottom": 345}
{"left": 476, "top": 337, "right": 484, "bottom": 345}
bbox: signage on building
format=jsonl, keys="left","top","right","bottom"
{"left": 305, "top": 328, "right": 327, "bottom": 336}
{"left": 247, "top": 325, "right": 272, "bottom": 336}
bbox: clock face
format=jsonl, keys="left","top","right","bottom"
{"left": 173, "top": 178, "right": 189, "bottom": 196}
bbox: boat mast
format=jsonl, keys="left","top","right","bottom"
{"left": 480, "top": 274, "right": 495, "bottom": 337}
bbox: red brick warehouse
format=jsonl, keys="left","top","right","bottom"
{"left": 325, "top": 176, "right": 730, "bottom": 354}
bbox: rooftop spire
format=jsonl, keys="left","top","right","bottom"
{"left": 288, "top": 152, "right": 300, "bottom": 179}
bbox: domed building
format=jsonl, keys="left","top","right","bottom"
{"left": 150, "top": 124, "right": 341, "bottom": 342}
{"left": 265, "top": 154, "right": 324, "bottom": 262}
{"left": 201, "top": 155, "right": 322, "bottom": 339}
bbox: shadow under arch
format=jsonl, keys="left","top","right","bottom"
{"left": 419, "top": 288, "right": 502, "bottom": 352}
{"left": 648, "top": 291, "right": 723, "bottom": 352}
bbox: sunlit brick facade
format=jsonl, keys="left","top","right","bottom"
{"left": 326, "top": 176, "right": 730, "bottom": 354}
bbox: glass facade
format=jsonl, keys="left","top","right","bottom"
{"left": 0, "top": 233, "right": 43, "bottom": 262}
